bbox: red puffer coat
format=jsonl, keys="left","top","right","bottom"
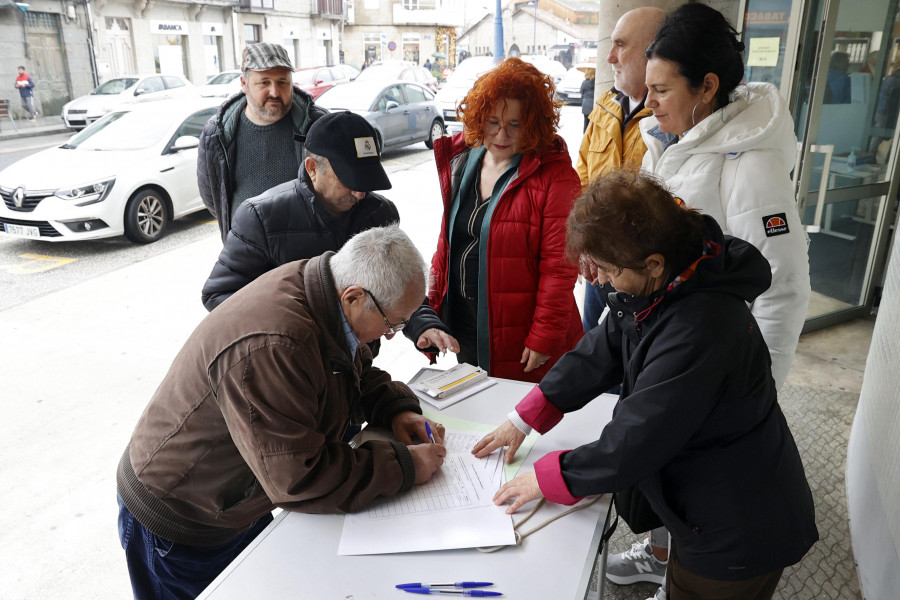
{"left": 429, "top": 133, "right": 583, "bottom": 382}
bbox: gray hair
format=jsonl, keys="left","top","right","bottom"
{"left": 305, "top": 151, "right": 330, "bottom": 175}
{"left": 330, "top": 224, "right": 426, "bottom": 310}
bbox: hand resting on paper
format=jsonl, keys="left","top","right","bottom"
{"left": 408, "top": 443, "right": 447, "bottom": 484}
{"left": 391, "top": 410, "right": 445, "bottom": 445}
{"left": 471, "top": 420, "right": 526, "bottom": 464}
{"left": 493, "top": 472, "right": 544, "bottom": 514}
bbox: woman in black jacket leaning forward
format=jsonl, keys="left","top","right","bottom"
{"left": 473, "top": 169, "right": 817, "bottom": 599}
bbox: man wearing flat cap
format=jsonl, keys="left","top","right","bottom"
{"left": 197, "top": 42, "right": 327, "bottom": 241}
{"left": 201, "top": 111, "right": 459, "bottom": 355}
{"left": 117, "top": 224, "right": 448, "bottom": 599}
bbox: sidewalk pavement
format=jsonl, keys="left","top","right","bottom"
{"left": 0, "top": 113, "right": 71, "bottom": 141}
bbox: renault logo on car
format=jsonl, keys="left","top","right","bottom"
{"left": 13, "top": 187, "right": 26, "bottom": 208}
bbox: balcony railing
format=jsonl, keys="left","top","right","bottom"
{"left": 241, "top": 0, "right": 274, "bottom": 10}
{"left": 317, "top": 0, "right": 343, "bottom": 17}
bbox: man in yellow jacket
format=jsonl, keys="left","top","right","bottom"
{"left": 573, "top": 7, "right": 672, "bottom": 599}
{"left": 576, "top": 7, "right": 664, "bottom": 331}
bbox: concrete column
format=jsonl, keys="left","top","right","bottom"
{"left": 593, "top": 0, "right": 683, "bottom": 95}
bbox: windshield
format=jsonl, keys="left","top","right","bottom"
{"left": 91, "top": 78, "right": 139, "bottom": 95}
{"left": 355, "top": 65, "right": 404, "bottom": 82}
{"left": 316, "top": 85, "right": 375, "bottom": 112}
{"left": 292, "top": 70, "right": 318, "bottom": 86}
{"left": 64, "top": 110, "right": 170, "bottom": 150}
{"left": 207, "top": 72, "right": 240, "bottom": 85}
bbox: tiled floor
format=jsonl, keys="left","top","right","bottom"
{"left": 590, "top": 316, "right": 874, "bottom": 600}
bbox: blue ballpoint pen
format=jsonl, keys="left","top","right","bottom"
{"left": 397, "top": 582, "right": 494, "bottom": 589}
{"left": 425, "top": 421, "right": 435, "bottom": 443}
{"left": 400, "top": 589, "right": 502, "bottom": 597}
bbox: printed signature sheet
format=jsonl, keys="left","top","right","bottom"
{"left": 337, "top": 430, "right": 516, "bottom": 555}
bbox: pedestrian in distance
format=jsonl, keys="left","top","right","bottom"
{"left": 197, "top": 42, "right": 326, "bottom": 242}
{"left": 14, "top": 65, "right": 38, "bottom": 121}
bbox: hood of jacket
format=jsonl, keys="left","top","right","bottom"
{"left": 608, "top": 215, "right": 772, "bottom": 326}
{"left": 641, "top": 82, "right": 797, "bottom": 170}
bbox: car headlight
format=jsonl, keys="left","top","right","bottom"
{"left": 54, "top": 179, "right": 115, "bottom": 206}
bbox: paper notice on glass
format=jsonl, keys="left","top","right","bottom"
{"left": 747, "top": 37, "right": 780, "bottom": 67}
{"left": 408, "top": 367, "right": 498, "bottom": 410}
{"left": 337, "top": 430, "right": 516, "bottom": 555}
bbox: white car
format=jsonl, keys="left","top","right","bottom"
{"left": 198, "top": 70, "right": 243, "bottom": 98}
{"left": 519, "top": 55, "right": 568, "bottom": 84}
{"left": 556, "top": 66, "right": 586, "bottom": 104}
{"left": 61, "top": 74, "right": 199, "bottom": 130}
{"left": 0, "top": 99, "right": 221, "bottom": 244}
{"left": 434, "top": 56, "right": 498, "bottom": 134}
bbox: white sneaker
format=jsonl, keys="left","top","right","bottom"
{"left": 645, "top": 585, "right": 667, "bottom": 600}
{"left": 605, "top": 538, "right": 667, "bottom": 585}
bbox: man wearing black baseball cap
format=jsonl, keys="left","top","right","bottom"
{"left": 197, "top": 42, "right": 327, "bottom": 242}
{"left": 202, "top": 110, "right": 459, "bottom": 355}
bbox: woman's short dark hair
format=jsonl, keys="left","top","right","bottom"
{"left": 645, "top": 3, "right": 745, "bottom": 107}
{"left": 566, "top": 168, "right": 706, "bottom": 276}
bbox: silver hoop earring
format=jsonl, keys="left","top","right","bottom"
{"left": 691, "top": 101, "right": 701, "bottom": 126}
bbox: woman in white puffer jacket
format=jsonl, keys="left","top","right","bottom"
{"left": 640, "top": 3, "right": 810, "bottom": 392}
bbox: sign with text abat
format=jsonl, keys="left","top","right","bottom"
{"left": 387, "top": 41, "right": 397, "bottom": 51}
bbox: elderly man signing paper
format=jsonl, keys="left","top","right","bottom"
{"left": 116, "top": 225, "right": 447, "bottom": 599}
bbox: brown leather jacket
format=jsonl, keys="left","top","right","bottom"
{"left": 117, "top": 253, "right": 419, "bottom": 546}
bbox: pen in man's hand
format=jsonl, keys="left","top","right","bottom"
{"left": 425, "top": 421, "right": 435, "bottom": 443}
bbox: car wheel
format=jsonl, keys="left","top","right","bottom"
{"left": 124, "top": 188, "right": 168, "bottom": 244}
{"left": 425, "top": 119, "right": 445, "bottom": 149}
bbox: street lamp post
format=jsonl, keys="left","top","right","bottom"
{"left": 493, "top": 0, "right": 504, "bottom": 61}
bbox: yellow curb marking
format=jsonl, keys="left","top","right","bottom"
{"left": 1, "top": 253, "right": 77, "bottom": 274}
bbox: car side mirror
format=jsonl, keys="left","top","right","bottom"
{"left": 172, "top": 135, "right": 200, "bottom": 151}
{"left": 134, "top": 88, "right": 146, "bottom": 96}
{"left": 385, "top": 100, "right": 400, "bottom": 111}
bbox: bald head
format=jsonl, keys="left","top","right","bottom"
{"left": 607, "top": 7, "right": 666, "bottom": 102}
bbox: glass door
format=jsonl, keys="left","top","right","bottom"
{"left": 790, "top": 0, "right": 900, "bottom": 329}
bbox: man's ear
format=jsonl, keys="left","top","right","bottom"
{"left": 304, "top": 155, "right": 318, "bottom": 180}
{"left": 339, "top": 285, "right": 366, "bottom": 314}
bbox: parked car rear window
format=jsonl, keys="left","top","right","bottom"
{"left": 91, "top": 78, "right": 139, "bottom": 95}
{"left": 163, "top": 76, "right": 186, "bottom": 89}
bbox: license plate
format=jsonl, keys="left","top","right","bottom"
{"left": 4, "top": 223, "right": 41, "bottom": 238}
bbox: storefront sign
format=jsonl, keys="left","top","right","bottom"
{"left": 150, "top": 20, "right": 188, "bottom": 34}
{"left": 201, "top": 23, "right": 223, "bottom": 36}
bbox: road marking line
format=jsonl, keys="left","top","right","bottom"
{"left": 1, "top": 253, "right": 77, "bottom": 274}
{"left": 0, "top": 141, "right": 65, "bottom": 154}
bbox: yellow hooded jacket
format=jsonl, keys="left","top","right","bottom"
{"left": 575, "top": 88, "right": 654, "bottom": 186}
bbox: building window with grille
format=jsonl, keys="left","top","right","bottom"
{"left": 245, "top": 24, "right": 261, "bottom": 43}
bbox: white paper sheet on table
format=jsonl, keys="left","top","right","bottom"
{"left": 337, "top": 429, "right": 517, "bottom": 555}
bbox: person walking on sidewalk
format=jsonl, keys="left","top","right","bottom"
{"left": 15, "top": 66, "right": 38, "bottom": 121}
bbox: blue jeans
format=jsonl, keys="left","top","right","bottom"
{"left": 117, "top": 494, "right": 273, "bottom": 600}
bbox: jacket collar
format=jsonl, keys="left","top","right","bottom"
{"left": 303, "top": 253, "right": 357, "bottom": 370}
{"left": 216, "top": 87, "right": 319, "bottom": 146}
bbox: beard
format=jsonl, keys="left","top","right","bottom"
{"left": 247, "top": 95, "right": 290, "bottom": 122}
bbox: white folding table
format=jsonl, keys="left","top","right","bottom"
{"left": 197, "top": 378, "right": 617, "bottom": 600}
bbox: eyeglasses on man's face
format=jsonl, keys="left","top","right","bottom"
{"left": 363, "top": 289, "right": 408, "bottom": 334}
{"left": 483, "top": 119, "right": 521, "bottom": 138}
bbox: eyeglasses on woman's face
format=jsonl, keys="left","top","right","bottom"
{"left": 363, "top": 289, "right": 408, "bottom": 334}
{"left": 483, "top": 118, "right": 521, "bottom": 138}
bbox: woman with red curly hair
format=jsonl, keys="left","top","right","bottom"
{"left": 424, "top": 57, "right": 583, "bottom": 382}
